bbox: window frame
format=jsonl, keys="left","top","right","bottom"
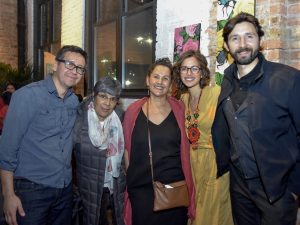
{"left": 86, "top": 0, "right": 156, "bottom": 98}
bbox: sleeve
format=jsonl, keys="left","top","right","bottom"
{"left": 288, "top": 70, "right": 300, "bottom": 196}
{"left": 0, "top": 88, "right": 36, "bottom": 172}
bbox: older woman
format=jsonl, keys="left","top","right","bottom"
{"left": 123, "top": 58, "right": 195, "bottom": 225}
{"left": 73, "top": 76, "right": 125, "bottom": 225}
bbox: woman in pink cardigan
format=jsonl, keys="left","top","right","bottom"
{"left": 123, "top": 58, "right": 195, "bottom": 225}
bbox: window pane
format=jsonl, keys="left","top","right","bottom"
{"left": 98, "top": 0, "right": 120, "bottom": 23}
{"left": 95, "top": 22, "right": 117, "bottom": 82}
{"left": 122, "top": 8, "right": 153, "bottom": 89}
{"left": 53, "top": 0, "right": 62, "bottom": 42}
{"left": 128, "top": 0, "right": 153, "bottom": 11}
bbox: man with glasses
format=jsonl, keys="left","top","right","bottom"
{"left": 0, "top": 45, "right": 87, "bottom": 225}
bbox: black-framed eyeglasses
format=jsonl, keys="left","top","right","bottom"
{"left": 56, "top": 59, "right": 86, "bottom": 75}
{"left": 180, "top": 66, "right": 201, "bottom": 74}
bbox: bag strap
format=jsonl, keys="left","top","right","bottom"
{"left": 146, "top": 99, "right": 155, "bottom": 183}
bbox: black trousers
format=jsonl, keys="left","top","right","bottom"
{"left": 230, "top": 165, "right": 298, "bottom": 225}
{"left": 99, "top": 188, "right": 116, "bottom": 225}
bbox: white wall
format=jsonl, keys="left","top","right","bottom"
{"left": 156, "top": 0, "right": 213, "bottom": 62}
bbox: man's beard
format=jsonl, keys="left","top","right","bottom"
{"left": 231, "top": 47, "right": 259, "bottom": 65}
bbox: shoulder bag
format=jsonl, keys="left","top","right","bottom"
{"left": 146, "top": 100, "right": 189, "bottom": 211}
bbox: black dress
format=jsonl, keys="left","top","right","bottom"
{"left": 126, "top": 110, "right": 187, "bottom": 225}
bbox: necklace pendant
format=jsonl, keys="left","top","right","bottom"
{"left": 187, "top": 126, "right": 200, "bottom": 146}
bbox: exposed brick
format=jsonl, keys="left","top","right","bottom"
{"left": 264, "top": 49, "right": 285, "bottom": 60}
{"left": 288, "top": 3, "right": 300, "bottom": 15}
{"left": 290, "top": 40, "right": 300, "bottom": 49}
{"left": 0, "top": 0, "right": 17, "bottom": 68}
{"left": 290, "top": 27, "right": 300, "bottom": 38}
{"left": 270, "top": 3, "right": 286, "bottom": 15}
{"left": 263, "top": 39, "right": 285, "bottom": 50}
{"left": 290, "top": 50, "right": 300, "bottom": 60}
{"left": 287, "top": 17, "right": 300, "bottom": 26}
{"left": 289, "top": 61, "right": 300, "bottom": 70}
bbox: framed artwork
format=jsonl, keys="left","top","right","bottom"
{"left": 215, "top": 0, "right": 255, "bottom": 85}
{"left": 173, "top": 23, "right": 201, "bottom": 63}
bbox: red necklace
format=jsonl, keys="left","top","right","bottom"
{"left": 186, "top": 92, "right": 201, "bottom": 150}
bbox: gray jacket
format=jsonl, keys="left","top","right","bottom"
{"left": 73, "top": 97, "right": 126, "bottom": 225}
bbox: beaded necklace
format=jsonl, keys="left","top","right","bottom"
{"left": 186, "top": 91, "right": 201, "bottom": 150}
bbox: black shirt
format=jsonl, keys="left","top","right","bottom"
{"left": 127, "top": 110, "right": 184, "bottom": 189}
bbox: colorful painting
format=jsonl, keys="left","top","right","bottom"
{"left": 173, "top": 23, "right": 201, "bottom": 63}
{"left": 215, "top": 0, "right": 255, "bottom": 85}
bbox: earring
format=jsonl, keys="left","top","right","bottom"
{"left": 147, "top": 88, "right": 150, "bottom": 96}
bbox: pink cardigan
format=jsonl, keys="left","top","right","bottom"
{"left": 122, "top": 96, "right": 196, "bottom": 225}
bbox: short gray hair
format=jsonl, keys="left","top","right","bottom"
{"left": 93, "top": 76, "right": 122, "bottom": 98}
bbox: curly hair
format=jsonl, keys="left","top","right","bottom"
{"left": 147, "top": 57, "right": 173, "bottom": 79}
{"left": 173, "top": 50, "right": 210, "bottom": 92}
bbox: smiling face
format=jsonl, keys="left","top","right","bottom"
{"left": 146, "top": 65, "right": 172, "bottom": 98}
{"left": 53, "top": 51, "right": 86, "bottom": 96}
{"left": 224, "top": 21, "right": 261, "bottom": 66}
{"left": 180, "top": 56, "right": 201, "bottom": 89}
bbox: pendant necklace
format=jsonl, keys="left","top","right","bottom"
{"left": 186, "top": 91, "right": 202, "bottom": 150}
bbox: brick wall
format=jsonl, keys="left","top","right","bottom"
{"left": 0, "top": 0, "right": 18, "bottom": 68}
{"left": 254, "top": 0, "right": 300, "bottom": 70}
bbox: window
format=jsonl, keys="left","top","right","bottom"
{"left": 91, "top": 0, "right": 156, "bottom": 97}
{"left": 95, "top": 22, "right": 117, "bottom": 79}
{"left": 122, "top": 7, "right": 153, "bottom": 89}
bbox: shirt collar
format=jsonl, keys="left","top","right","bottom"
{"left": 45, "top": 74, "right": 73, "bottom": 98}
{"left": 233, "top": 53, "right": 264, "bottom": 84}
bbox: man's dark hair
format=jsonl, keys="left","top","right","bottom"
{"left": 55, "top": 45, "right": 88, "bottom": 64}
{"left": 223, "top": 12, "right": 264, "bottom": 43}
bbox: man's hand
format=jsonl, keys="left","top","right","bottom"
{"left": 0, "top": 170, "right": 25, "bottom": 225}
{"left": 3, "top": 194, "right": 25, "bottom": 225}
{"left": 291, "top": 192, "right": 298, "bottom": 201}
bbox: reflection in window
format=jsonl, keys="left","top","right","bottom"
{"left": 95, "top": 22, "right": 117, "bottom": 82}
{"left": 128, "top": 0, "right": 153, "bottom": 11}
{"left": 122, "top": 7, "right": 153, "bottom": 89}
{"left": 97, "top": 0, "right": 120, "bottom": 23}
{"left": 92, "top": 0, "right": 155, "bottom": 93}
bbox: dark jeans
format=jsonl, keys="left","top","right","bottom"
{"left": 230, "top": 165, "right": 298, "bottom": 225}
{"left": 14, "top": 178, "right": 73, "bottom": 225}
